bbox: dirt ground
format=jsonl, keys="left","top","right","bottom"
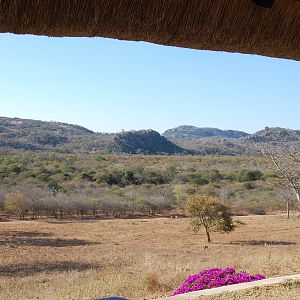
{"left": 0, "top": 214, "right": 300, "bottom": 300}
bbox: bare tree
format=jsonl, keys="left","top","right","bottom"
{"left": 256, "top": 142, "right": 300, "bottom": 212}
{"left": 273, "top": 185, "right": 296, "bottom": 219}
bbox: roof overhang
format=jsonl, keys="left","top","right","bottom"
{"left": 0, "top": 0, "right": 299, "bottom": 60}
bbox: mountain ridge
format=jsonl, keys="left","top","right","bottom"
{"left": 0, "top": 116, "right": 299, "bottom": 155}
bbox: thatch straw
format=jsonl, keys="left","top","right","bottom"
{"left": 0, "top": 0, "right": 299, "bottom": 60}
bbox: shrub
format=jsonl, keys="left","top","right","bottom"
{"left": 172, "top": 267, "right": 265, "bottom": 295}
{"left": 189, "top": 170, "right": 223, "bottom": 186}
{"left": 247, "top": 206, "right": 267, "bottom": 215}
{"left": 236, "top": 170, "right": 263, "bottom": 182}
{"left": 244, "top": 182, "right": 256, "bottom": 190}
{"left": 200, "top": 169, "right": 223, "bottom": 183}
{"left": 191, "top": 177, "right": 209, "bottom": 186}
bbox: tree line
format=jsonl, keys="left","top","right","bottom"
{"left": 0, "top": 150, "right": 297, "bottom": 220}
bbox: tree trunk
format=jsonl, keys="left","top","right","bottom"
{"left": 287, "top": 200, "right": 290, "bottom": 219}
{"left": 204, "top": 226, "right": 211, "bottom": 243}
{"left": 295, "top": 190, "right": 300, "bottom": 206}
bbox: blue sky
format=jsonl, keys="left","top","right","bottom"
{"left": 0, "top": 33, "right": 299, "bottom": 134}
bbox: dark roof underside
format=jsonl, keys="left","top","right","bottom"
{"left": 0, "top": 0, "right": 299, "bottom": 60}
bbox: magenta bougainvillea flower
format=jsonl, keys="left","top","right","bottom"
{"left": 172, "top": 267, "right": 265, "bottom": 296}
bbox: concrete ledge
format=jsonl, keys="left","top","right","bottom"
{"left": 159, "top": 274, "right": 300, "bottom": 299}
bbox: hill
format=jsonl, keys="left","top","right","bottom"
{"left": 1, "top": 117, "right": 299, "bottom": 155}
{"left": 0, "top": 116, "right": 96, "bottom": 151}
{"left": 113, "top": 130, "right": 187, "bottom": 154}
{"left": 163, "top": 125, "right": 249, "bottom": 139}
{"left": 162, "top": 125, "right": 251, "bottom": 155}
{"left": 249, "top": 127, "right": 300, "bottom": 143}
{"left": 0, "top": 117, "right": 186, "bottom": 155}
{"left": 162, "top": 125, "right": 300, "bottom": 155}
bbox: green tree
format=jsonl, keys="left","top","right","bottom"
{"left": 186, "top": 195, "right": 235, "bottom": 243}
{"left": 48, "top": 180, "right": 60, "bottom": 197}
{"left": 4, "top": 191, "right": 27, "bottom": 219}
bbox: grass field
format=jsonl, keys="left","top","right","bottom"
{"left": 0, "top": 214, "right": 300, "bottom": 300}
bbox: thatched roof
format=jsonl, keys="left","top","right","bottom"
{"left": 0, "top": 0, "right": 299, "bottom": 60}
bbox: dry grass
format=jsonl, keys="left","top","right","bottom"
{"left": 203, "top": 280, "right": 300, "bottom": 300}
{"left": 0, "top": 214, "right": 300, "bottom": 300}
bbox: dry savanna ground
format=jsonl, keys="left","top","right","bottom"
{"left": 0, "top": 215, "right": 300, "bottom": 300}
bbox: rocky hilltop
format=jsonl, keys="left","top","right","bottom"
{"left": 163, "top": 125, "right": 249, "bottom": 140}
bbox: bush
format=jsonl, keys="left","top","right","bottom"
{"left": 200, "top": 169, "right": 223, "bottom": 183}
{"left": 191, "top": 177, "right": 209, "bottom": 186}
{"left": 244, "top": 182, "right": 256, "bottom": 190}
{"left": 189, "top": 170, "right": 223, "bottom": 186}
{"left": 236, "top": 170, "right": 263, "bottom": 182}
{"left": 172, "top": 267, "right": 265, "bottom": 295}
{"left": 247, "top": 206, "right": 267, "bottom": 215}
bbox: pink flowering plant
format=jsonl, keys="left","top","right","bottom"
{"left": 172, "top": 267, "right": 265, "bottom": 296}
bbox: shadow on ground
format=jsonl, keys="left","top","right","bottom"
{"left": 0, "top": 238, "right": 99, "bottom": 247}
{"left": 0, "top": 231, "right": 99, "bottom": 247}
{"left": 1, "top": 231, "right": 53, "bottom": 238}
{"left": 230, "top": 240, "right": 296, "bottom": 246}
{"left": 0, "top": 261, "right": 100, "bottom": 277}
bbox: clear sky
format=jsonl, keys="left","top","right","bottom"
{"left": 0, "top": 33, "right": 299, "bottom": 134}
